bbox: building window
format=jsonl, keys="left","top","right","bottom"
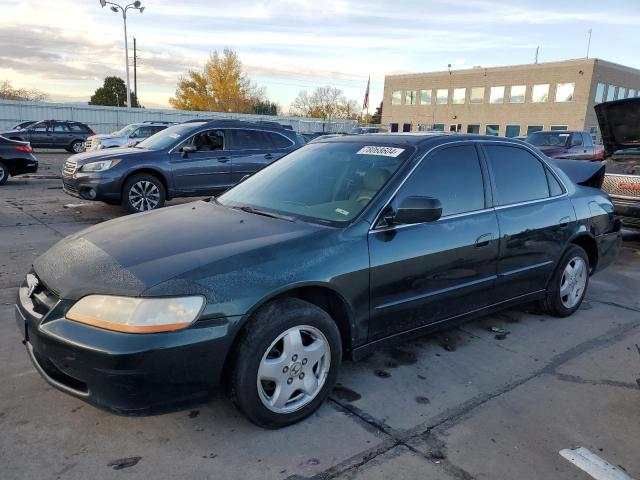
{"left": 405, "top": 90, "right": 417, "bottom": 105}
{"left": 470, "top": 87, "right": 484, "bottom": 104}
{"left": 420, "top": 89, "right": 432, "bottom": 104}
{"left": 617, "top": 87, "right": 627, "bottom": 100}
{"left": 402, "top": 123, "right": 412, "bottom": 132}
{"left": 390, "top": 123, "right": 399, "bottom": 132}
{"left": 505, "top": 125, "right": 521, "bottom": 138}
{"left": 509, "top": 85, "right": 526, "bottom": 103}
{"left": 391, "top": 91, "right": 401, "bottom": 105}
{"left": 452, "top": 88, "right": 466, "bottom": 104}
{"left": 532, "top": 84, "right": 549, "bottom": 103}
{"left": 467, "top": 124, "right": 480, "bottom": 134}
{"left": 606, "top": 85, "right": 616, "bottom": 102}
{"left": 594, "top": 83, "right": 606, "bottom": 103}
{"left": 450, "top": 123, "right": 462, "bottom": 132}
{"left": 589, "top": 126, "right": 600, "bottom": 144}
{"left": 550, "top": 125, "right": 568, "bottom": 131}
{"left": 489, "top": 86, "right": 504, "bottom": 104}
{"left": 527, "top": 125, "right": 543, "bottom": 135}
{"left": 629, "top": 89, "right": 637, "bottom": 98}
{"left": 485, "top": 125, "right": 499, "bottom": 136}
{"left": 436, "top": 89, "right": 448, "bottom": 104}
{"left": 432, "top": 124, "right": 445, "bottom": 131}
{"left": 555, "top": 83, "right": 575, "bottom": 102}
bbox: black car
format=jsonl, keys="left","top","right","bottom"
{"left": 596, "top": 97, "right": 640, "bottom": 229}
{"left": 2, "top": 120, "right": 95, "bottom": 153}
{"left": 16, "top": 134, "right": 620, "bottom": 428}
{"left": 0, "top": 136, "right": 38, "bottom": 185}
{"left": 61, "top": 120, "right": 301, "bottom": 213}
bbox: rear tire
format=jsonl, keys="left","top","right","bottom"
{"left": 543, "top": 245, "right": 589, "bottom": 317}
{"left": 229, "top": 298, "right": 342, "bottom": 428}
{"left": 69, "top": 140, "right": 84, "bottom": 154}
{"left": 121, "top": 173, "right": 166, "bottom": 213}
{"left": 0, "top": 161, "right": 8, "bottom": 185}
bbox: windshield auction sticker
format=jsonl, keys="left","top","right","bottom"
{"left": 357, "top": 146, "right": 405, "bottom": 157}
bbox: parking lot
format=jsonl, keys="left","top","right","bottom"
{"left": 1, "top": 151, "right": 639, "bottom": 480}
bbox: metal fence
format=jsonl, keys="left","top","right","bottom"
{"left": 0, "top": 99, "right": 357, "bottom": 134}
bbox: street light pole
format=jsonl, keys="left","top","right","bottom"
{"left": 99, "top": 0, "right": 145, "bottom": 109}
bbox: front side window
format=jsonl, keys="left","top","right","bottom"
{"left": 391, "top": 91, "right": 402, "bottom": 105}
{"left": 485, "top": 125, "right": 499, "bottom": 136}
{"left": 490, "top": 86, "right": 504, "bottom": 104}
{"left": 570, "top": 133, "right": 583, "bottom": 147}
{"left": 420, "top": 89, "right": 432, "bottom": 104}
{"left": 509, "top": 85, "right": 526, "bottom": 103}
{"left": 190, "top": 129, "right": 225, "bottom": 151}
{"left": 470, "top": 87, "right": 484, "bottom": 104}
{"left": 555, "top": 83, "right": 575, "bottom": 102}
{"left": 137, "top": 123, "right": 204, "bottom": 151}
{"left": 606, "top": 86, "right": 617, "bottom": 102}
{"left": 594, "top": 83, "right": 606, "bottom": 103}
{"left": 532, "top": 84, "right": 549, "bottom": 103}
{"left": 219, "top": 142, "right": 414, "bottom": 225}
{"left": 30, "top": 122, "right": 48, "bottom": 132}
{"left": 485, "top": 145, "right": 549, "bottom": 206}
{"left": 505, "top": 125, "right": 521, "bottom": 138}
{"left": 436, "top": 89, "right": 448, "bottom": 104}
{"left": 397, "top": 145, "right": 485, "bottom": 217}
{"left": 405, "top": 90, "right": 417, "bottom": 105}
{"left": 452, "top": 88, "right": 466, "bottom": 104}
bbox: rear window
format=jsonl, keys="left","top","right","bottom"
{"left": 527, "top": 132, "right": 570, "bottom": 147}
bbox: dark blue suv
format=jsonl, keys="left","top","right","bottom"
{"left": 61, "top": 120, "right": 301, "bottom": 212}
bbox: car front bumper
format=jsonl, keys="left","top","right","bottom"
{"left": 61, "top": 171, "right": 122, "bottom": 202}
{"left": 15, "top": 276, "right": 240, "bottom": 415}
{"left": 611, "top": 197, "right": 640, "bottom": 229}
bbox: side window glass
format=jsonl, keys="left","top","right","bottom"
{"left": 231, "top": 130, "right": 272, "bottom": 150}
{"left": 266, "top": 132, "right": 293, "bottom": 149}
{"left": 398, "top": 145, "right": 485, "bottom": 216}
{"left": 68, "top": 124, "right": 84, "bottom": 132}
{"left": 546, "top": 169, "right": 564, "bottom": 196}
{"left": 190, "top": 129, "right": 225, "bottom": 151}
{"left": 32, "top": 122, "right": 47, "bottom": 132}
{"left": 53, "top": 123, "right": 70, "bottom": 132}
{"left": 571, "top": 134, "right": 583, "bottom": 147}
{"left": 485, "top": 146, "right": 549, "bottom": 205}
{"left": 582, "top": 133, "right": 593, "bottom": 147}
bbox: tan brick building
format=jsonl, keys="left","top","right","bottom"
{"left": 382, "top": 58, "right": 640, "bottom": 142}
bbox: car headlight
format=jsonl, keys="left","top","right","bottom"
{"left": 81, "top": 159, "right": 120, "bottom": 172}
{"left": 65, "top": 295, "right": 205, "bottom": 333}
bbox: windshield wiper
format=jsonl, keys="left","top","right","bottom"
{"left": 235, "top": 205, "right": 296, "bottom": 222}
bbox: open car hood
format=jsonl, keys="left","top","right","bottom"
{"left": 595, "top": 97, "right": 640, "bottom": 157}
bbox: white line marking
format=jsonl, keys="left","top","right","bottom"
{"left": 559, "top": 447, "right": 637, "bottom": 480}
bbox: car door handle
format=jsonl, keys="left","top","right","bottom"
{"left": 558, "top": 216, "right": 571, "bottom": 228}
{"left": 264, "top": 154, "right": 274, "bottom": 160}
{"left": 216, "top": 157, "right": 230, "bottom": 163}
{"left": 475, "top": 233, "right": 493, "bottom": 247}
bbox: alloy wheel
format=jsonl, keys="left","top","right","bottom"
{"left": 0, "top": 165, "right": 5, "bottom": 183}
{"left": 72, "top": 141, "right": 84, "bottom": 153}
{"left": 257, "top": 325, "right": 331, "bottom": 414}
{"left": 559, "top": 256, "right": 587, "bottom": 308}
{"left": 128, "top": 180, "right": 160, "bottom": 212}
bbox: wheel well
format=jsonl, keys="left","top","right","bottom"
{"left": 571, "top": 234, "right": 598, "bottom": 272}
{"left": 122, "top": 169, "right": 169, "bottom": 198}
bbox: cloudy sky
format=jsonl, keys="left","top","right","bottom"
{"left": 2, "top": 0, "right": 640, "bottom": 111}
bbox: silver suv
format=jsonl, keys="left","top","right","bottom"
{"left": 84, "top": 121, "right": 174, "bottom": 151}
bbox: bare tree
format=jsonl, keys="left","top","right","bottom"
{"left": 290, "top": 86, "right": 359, "bottom": 119}
{"left": 0, "top": 80, "right": 48, "bottom": 101}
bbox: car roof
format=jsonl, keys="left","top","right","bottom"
{"left": 181, "top": 119, "right": 294, "bottom": 132}
{"left": 313, "top": 132, "right": 529, "bottom": 148}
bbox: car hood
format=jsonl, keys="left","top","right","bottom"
{"left": 595, "top": 97, "right": 640, "bottom": 157}
{"left": 92, "top": 134, "right": 123, "bottom": 141}
{"left": 67, "top": 147, "right": 155, "bottom": 166}
{"left": 33, "top": 201, "right": 323, "bottom": 300}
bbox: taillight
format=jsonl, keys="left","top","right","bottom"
{"left": 88, "top": 130, "right": 96, "bottom": 136}
{"left": 16, "top": 145, "right": 32, "bottom": 153}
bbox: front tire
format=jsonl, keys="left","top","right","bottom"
{"left": 0, "top": 161, "right": 8, "bottom": 185}
{"left": 230, "top": 298, "right": 342, "bottom": 428}
{"left": 544, "top": 245, "right": 589, "bottom": 317}
{"left": 121, "top": 173, "right": 166, "bottom": 213}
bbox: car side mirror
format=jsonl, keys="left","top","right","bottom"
{"left": 181, "top": 144, "right": 197, "bottom": 157}
{"left": 391, "top": 196, "right": 442, "bottom": 225}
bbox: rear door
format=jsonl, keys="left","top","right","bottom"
{"left": 169, "top": 128, "right": 232, "bottom": 195}
{"left": 482, "top": 143, "right": 574, "bottom": 301}
{"left": 368, "top": 143, "right": 500, "bottom": 340}
{"left": 228, "top": 129, "right": 295, "bottom": 183}
{"left": 51, "top": 122, "right": 74, "bottom": 147}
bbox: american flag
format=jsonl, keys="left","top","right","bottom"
{"left": 363, "top": 76, "right": 370, "bottom": 110}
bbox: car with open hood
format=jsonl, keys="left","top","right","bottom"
{"left": 596, "top": 97, "right": 640, "bottom": 229}
{"left": 16, "top": 134, "right": 620, "bottom": 428}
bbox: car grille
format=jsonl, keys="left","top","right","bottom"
{"left": 602, "top": 174, "right": 640, "bottom": 198}
{"left": 62, "top": 179, "right": 78, "bottom": 193}
{"left": 62, "top": 158, "right": 77, "bottom": 177}
{"left": 25, "top": 272, "right": 59, "bottom": 317}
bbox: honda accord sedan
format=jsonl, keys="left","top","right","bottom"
{"left": 15, "top": 134, "right": 621, "bottom": 428}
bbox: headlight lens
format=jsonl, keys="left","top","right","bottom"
{"left": 65, "top": 295, "right": 205, "bottom": 333}
{"left": 81, "top": 159, "right": 120, "bottom": 172}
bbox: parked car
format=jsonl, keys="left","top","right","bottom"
{"left": 2, "top": 120, "right": 95, "bottom": 153}
{"left": 350, "top": 126, "right": 388, "bottom": 135}
{"left": 61, "top": 120, "right": 301, "bottom": 213}
{"left": 17, "top": 134, "right": 620, "bottom": 427}
{"left": 10, "top": 120, "right": 37, "bottom": 131}
{"left": 84, "top": 121, "right": 176, "bottom": 151}
{"left": 0, "top": 136, "right": 38, "bottom": 185}
{"left": 525, "top": 130, "right": 604, "bottom": 160}
{"left": 596, "top": 97, "right": 640, "bottom": 229}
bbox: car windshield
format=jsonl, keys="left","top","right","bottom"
{"left": 135, "top": 123, "right": 202, "bottom": 150}
{"left": 527, "top": 132, "right": 570, "bottom": 147}
{"left": 218, "top": 142, "right": 414, "bottom": 225}
{"left": 114, "top": 124, "right": 138, "bottom": 137}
